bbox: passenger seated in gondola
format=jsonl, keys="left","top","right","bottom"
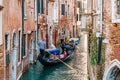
{"left": 63, "top": 48, "right": 67, "bottom": 58}
{"left": 59, "top": 54, "right": 64, "bottom": 59}
{"left": 59, "top": 48, "right": 67, "bottom": 59}
{"left": 50, "top": 54, "right": 55, "bottom": 61}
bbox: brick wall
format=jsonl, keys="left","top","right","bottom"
{"left": 24, "top": 0, "right": 36, "bottom": 33}
{"left": 104, "top": 0, "right": 120, "bottom": 68}
{"left": 113, "top": 45, "right": 120, "bottom": 60}
{"left": 0, "top": 52, "right": 4, "bottom": 80}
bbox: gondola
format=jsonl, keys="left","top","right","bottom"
{"left": 69, "top": 38, "right": 80, "bottom": 45}
{"left": 38, "top": 44, "right": 75, "bottom": 66}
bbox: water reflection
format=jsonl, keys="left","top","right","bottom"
{"left": 20, "top": 59, "right": 74, "bottom": 80}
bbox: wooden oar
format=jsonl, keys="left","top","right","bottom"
{"left": 47, "top": 51, "right": 76, "bottom": 71}
{"left": 55, "top": 56, "right": 75, "bottom": 70}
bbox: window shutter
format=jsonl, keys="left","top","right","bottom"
{"left": 46, "top": 0, "right": 48, "bottom": 15}
{"left": 34, "top": 0, "right": 37, "bottom": 20}
{"left": 118, "top": 0, "right": 120, "bottom": 14}
{"left": 76, "top": 14, "right": 78, "bottom": 21}
{"left": 6, "top": 54, "right": 10, "bottom": 64}
{"left": 24, "top": 0, "right": 27, "bottom": 18}
{"left": 41, "top": 0, "right": 44, "bottom": 14}
{"left": 23, "top": 35, "right": 26, "bottom": 56}
{"left": 77, "top": 1, "right": 80, "bottom": 8}
{"left": 61, "top": 4, "right": 65, "bottom": 15}
{"left": 79, "top": 14, "right": 81, "bottom": 21}
{"left": 38, "top": 0, "right": 41, "bottom": 13}
{"left": 22, "top": 34, "right": 26, "bottom": 57}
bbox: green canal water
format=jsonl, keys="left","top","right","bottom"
{"left": 19, "top": 55, "right": 76, "bottom": 80}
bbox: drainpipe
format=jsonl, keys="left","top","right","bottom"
{"left": 21, "top": 0, "right": 24, "bottom": 74}
{"left": 97, "top": 0, "right": 103, "bottom": 64}
{"left": 36, "top": 0, "right": 38, "bottom": 56}
{"left": 46, "top": 0, "right": 49, "bottom": 48}
{"left": 21, "top": 0, "right": 24, "bottom": 57}
{"left": 22, "top": 0, "right": 24, "bottom": 36}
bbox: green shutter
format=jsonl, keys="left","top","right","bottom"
{"left": 22, "top": 35, "right": 26, "bottom": 57}
{"left": 38, "top": 0, "right": 40, "bottom": 13}
{"left": 41, "top": 0, "right": 44, "bottom": 14}
{"left": 6, "top": 54, "right": 10, "bottom": 64}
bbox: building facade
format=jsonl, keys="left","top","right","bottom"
{"left": 0, "top": 0, "right": 78, "bottom": 80}
{"left": 103, "top": 0, "right": 120, "bottom": 80}
{"left": 84, "top": 0, "right": 120, "bottom": 80}
{"left": 0, "top": 0, "right": 4, "bottom": 80}
{"left": 47, "top": 0, "right": 77, "bottom": 47}
{"left": 0, "top": 0, "right": 38, "bottom": 80}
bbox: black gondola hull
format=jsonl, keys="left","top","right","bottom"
{"left": 38, "top": 50, "right": 74, "bottom": 66}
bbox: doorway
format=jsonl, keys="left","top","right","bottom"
{"left": 29, "top": 39, "right": 34, "bottom": 63}
{"left": 11, "top": 32, "right": 17, "bottom": 80}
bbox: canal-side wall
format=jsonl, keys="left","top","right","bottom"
{"left": 103, "top": 0, "right": 120, "bottom": 70}
{"left": 102, "top": 0, "right": 120, "bottom": 79}
{"left": 0, "top": 3, "right": 3, "bottom": 80}
{"left": 0, "top": 0, "right": 39, "bottom": 80}
{"left": 0, "top": 52, "right": 4, "bottom": 80}
{"left": 2, "top": 0, "right": 22, "bottom": 80}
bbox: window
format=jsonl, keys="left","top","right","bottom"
{"left": 22, "top": 34, "right": 26, "bottom": 56}
{"left": 61, "top": 4, "right": 65, "bottom": 15}
{"left": 117, "top": 0, "right": 120, "bottom": 14}
{"left": 0, "top": 6, "right": 2, "bottom": 45}
{"left": 41, "top": 0, "right": 44, "bottom": 14}
{"left": 76, "top": 14, "right": 78, "bottom": 21}
{"left": 38, "top": 0, "right": 44, "bottom": 14}
{"left": 65, "top": 12, "right": 67, "bottom": 18}
{"left": 68, "top": 5, "right": 69, "bottom": 16}
{"left": 46, "top": 0, "right": 48, "bottom": 15}
{"left": 78, "top": 1, "right": 82, "bottom": 12}
{"left": 34, "top": 31, "right": 36, "bottom": 49}
{"left": 6, "top": 54, "right": 10, "bottom": 64}
{"left": 5, "top": 34, "right": 10, "bottom": 64}
{"left": 18, "top": 31, "right": 21, "bottom": 62}
{"left": 76, "top": 14, "right": 81, "bottom": 21}
{"left": 24, "top": 0, "right": 27, "bottom": 18}
{"left": 34, "top": 0, "right": 37, "bottom": 20}
{"left": 38, "top": 0, "right": 41, "bottom": 13}
{"left": 5, "top": 34, "right": 10, "bottom": 51}
{"left": 5, "top": 35, "right": 8, "bottom": 50}
{"left": 112, "top": 0, "right": 120, "bottom": 23}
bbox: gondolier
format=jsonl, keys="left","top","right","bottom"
{"left": 38, "top": 38, "right": 46, "bottom": 56}
{"left": 60, "top": 33, "right": 65, "bottom": 44}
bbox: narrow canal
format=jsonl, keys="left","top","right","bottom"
{"left": 19, "top": 52, "right": 77, "bottom": 80}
